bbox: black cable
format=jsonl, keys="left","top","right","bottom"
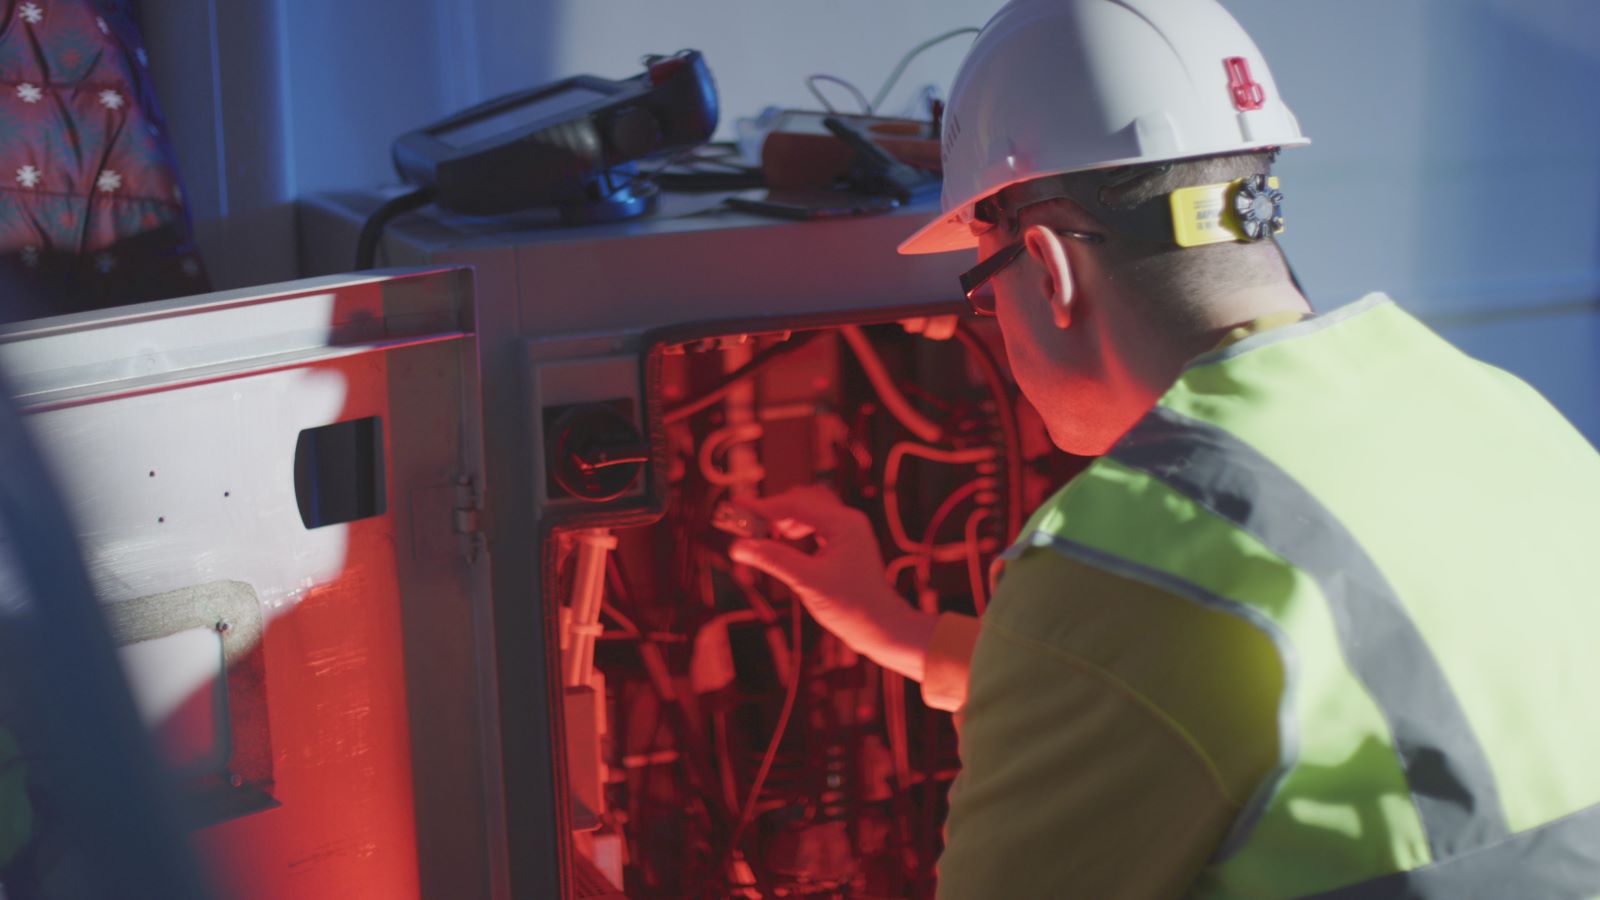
{"left": 354, "top": 186, "right": 434, "bottom": 271}
{"left": 662, "top": 332, "right": 821, "bottom": 424}
{"left": 722, "top": 593, "right": 803, "bottom": 894}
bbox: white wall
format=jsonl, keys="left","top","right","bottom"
{"left": 141, "top": 0, "right": 1600, "bottom": 439}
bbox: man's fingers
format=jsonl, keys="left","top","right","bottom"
{"left": 738, "top": 491, "right": 820, "bottom": 522}
{"left": 769, "top": 518, "right": 815, "bottom": 541}
{"left": 729, "top": 538, "right": 816, "bottom": 585}
{"left": 738, "top": 485, "right": 857, "bottom": 538}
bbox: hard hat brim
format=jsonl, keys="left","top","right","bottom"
{"left": 898, "top": 209, "right": 979, "bottom": 256}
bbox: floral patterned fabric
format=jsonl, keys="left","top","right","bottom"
{"left": 0, "top": 0, "right": 207, "bottom": 321}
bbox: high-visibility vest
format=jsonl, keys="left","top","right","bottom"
{"left": 1003, "top": 295, "right": 1600, "bottom": 897}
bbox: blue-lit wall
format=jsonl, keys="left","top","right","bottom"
{"left": 141, "top": 0, "right": 1599, "bottom": 441}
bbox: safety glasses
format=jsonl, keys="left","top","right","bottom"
{"left": 959, "top": 227, "right": 1104, "bottom": 316}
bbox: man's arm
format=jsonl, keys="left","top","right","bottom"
{"left": 922, "top": 612, "right": 980, "bottom": 712}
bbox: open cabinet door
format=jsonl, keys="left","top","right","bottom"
{"left": 0, "top": 268, "right": 506, "bottom": 900}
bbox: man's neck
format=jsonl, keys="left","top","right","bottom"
{"left": 1117, "top": 279, "right": 1311, "bottom": 409}
{"left": 1185, "top": 281, "right": 1313, "bottom": 359}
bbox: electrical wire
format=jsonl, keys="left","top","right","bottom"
{"left": 714, "top": 711, "right": 742, "bottom": 817}
{"left": 724, "top": 594, "right": 805, "bottom": 885}
{"left": 964, "top": 509, "right": 994, "bottom": 615}
{"left": 920, "top": 476, "right": 992, "bottom": 550}
{"left": 841, "top": 325, "right": 944, "bottom": 443}
{"left": 870, "top": 27, "right": 981, "bottom": 114}
{"left": 698, "top": 422, "right": 766, "bottom": 486}
{"left": 805, "top": 74, "right": 872, "bottom": 114}
{"left": 882, "top": 442, "right": 996, "bottom": 556}
{"left": 882, "top": 670, "right": 912, "bottom": 790}
{"left": 884, "top": 554, "right": 923, "bottom": 591}
{"left": 354, "top": 186, "right": 434, "bottom": 271}
{"left": 663, "top": 332, "right": 821, "bottom": 424}
{"left": 719, "top": 558, "right": 795, "bottom": 685}
{"left": 600, "top": 601, "right": 641, "bottom": 637}
{"left": 913, "top": 476, "right": 997, "bottom": 584}
{"left": 954, "top": 321, "right": 1025, "bottom": 540}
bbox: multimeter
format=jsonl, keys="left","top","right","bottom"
{"left": 392, "top": 50, "right": 718, "bottom": 219}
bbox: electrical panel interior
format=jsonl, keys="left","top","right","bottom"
{"left": 547, "top": 317, "right": 1086, "bottom": 898}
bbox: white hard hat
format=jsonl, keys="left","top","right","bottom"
{"left": 899, "top": 0, "right": 1309, "bottom": 255}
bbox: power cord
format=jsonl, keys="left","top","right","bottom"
{"left": 800, "top": 26, "right": 978, "bottom": 123}
{"left": 354, "top": 186, "right": 435, "bottom": 271}
{"left": 722, "top": 590, "right": 804, "bottom": 893}
{"left": 804, "top": 74, "right": 872, "bottom": 114}
{"left": 869, "top": 27, "right": 980, "bottom": 114}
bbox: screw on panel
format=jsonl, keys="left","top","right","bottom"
{"left": 215, "top": 621, "right": 230, "bottom": 634}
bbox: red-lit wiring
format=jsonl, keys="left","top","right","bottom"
{"left": 883, "top": 671, "right": 913, "bottom": 791}
{"left": 713, "top": 711, "right": 741, "bottom": 816}
{"left": 953, "top": 322, "right": 1025, "bottom": 541}
{"left": 841, "top": 325, "right": 945, "bottom": 444}
{"left": 912, "top": 476, "right": 996, "bottom": 584}
{"left": 883, "top": 550, "right": 921, "bottom": 586}
{"left": 883, "top": 442, "right": 997, "bottom": 557}
{"left": 719, "top": 556, "right": 794, "bottom": 684}
{"left": 724, "top": 593, "right": 804, "bottom": 882}
{"left": 923, "top": 477, "right": 991, "bottom": 545}
{"left": 964, "top": 509, "right": 994, "bottom": 615}
{"left": 883, "top": 554, "right": 922, "bottom": 589}
{"left": 698, "top": 422, "right": 765, "bottom": 486}
{"left": 601, "top": 601, "right": 642, "bottom": 637}
{"left": 662, "top": 332, "right": 821, "bottom": 424}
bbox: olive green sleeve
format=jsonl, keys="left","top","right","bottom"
{"left": 935, "top": 550, "right": 1284, "bottom": 899}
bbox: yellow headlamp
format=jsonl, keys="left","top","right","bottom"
{"left": 1169, "top": 175, "right": 1284, "bottom": 248}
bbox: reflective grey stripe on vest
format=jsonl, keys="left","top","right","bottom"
{"left": 1109, "top": 405, "right": 1509, "bottom": 859}
{"left": 1303, "top": 800, "right": 1600, "bottom": 899}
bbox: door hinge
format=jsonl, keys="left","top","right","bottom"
{"left": 454, "top": 474, "right": 485, "bottom": 561}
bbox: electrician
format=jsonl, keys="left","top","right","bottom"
{"left": 730, "top": 0, "right": 1600, "bottom": 896}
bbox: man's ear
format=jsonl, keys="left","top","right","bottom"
{"left": 1022, "top": 224, "right": 1074, "bottom": 330}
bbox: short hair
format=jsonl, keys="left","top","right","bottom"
{"left": 1014, "top": 151, "right": 1292, "bottom": 336}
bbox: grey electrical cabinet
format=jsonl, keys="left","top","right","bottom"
{"left": 2, "top": 192, "right": 977, "bottom": 899}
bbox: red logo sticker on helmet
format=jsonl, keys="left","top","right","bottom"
{"left": 1225, "top": 57, "right": 1265, "bottom": 111}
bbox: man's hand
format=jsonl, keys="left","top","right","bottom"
{"left": 728, "top": 485, "right": 938, "bottom": 682}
